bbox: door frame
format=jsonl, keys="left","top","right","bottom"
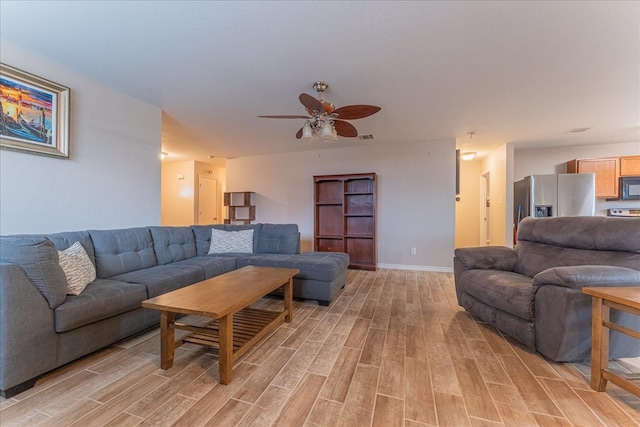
{"left": 481, "top": 171, "right": 491, "bottom": 245}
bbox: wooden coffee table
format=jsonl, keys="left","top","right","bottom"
{"left": 141, "top": 265, "right": 299, "bottom": 384}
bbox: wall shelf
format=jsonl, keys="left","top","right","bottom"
{"left": 223, "top": 191, "right": 255, "bottom": 224}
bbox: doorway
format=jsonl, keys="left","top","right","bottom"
{"left": 481, "top": 172, "right": 491, "bottom": 245}
{"left": 198, "top": 175, "right": 218, "bottom": 225}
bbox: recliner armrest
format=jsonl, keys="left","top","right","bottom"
{"left": 454, "top": 246, "right": 517, "bottom": 272}
{"left": 532, "top": 265, "right": 640, "bottom": 291}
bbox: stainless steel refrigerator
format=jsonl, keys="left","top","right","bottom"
{"left": 513, "top": 173, "right": 596, "bottom": 226}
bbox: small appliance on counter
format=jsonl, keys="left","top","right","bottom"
{"left": 608, "top": 208, "right": 640, "bottom": 217}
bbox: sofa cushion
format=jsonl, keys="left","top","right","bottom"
{"left": 517, "top": 216, "right": 640, "bottom": 253}
{"left": 110, "top": 264, "right": 205, "bottom": 298}
{"left": 514, "top": 241, "right": 640, "bottom": 278}
{"left": 53, "top": 279, "right": 147, "bottom": 332}
{"left": 149, "top": 226, "right": 197, "bottom": 265}
{"left": 191, "top": 224, "right": 263, "bottom": 256}
{"left": 176, "top": 256, "right": 237, "bottom": 278}
{"left": 255, "top": 223, "right": 300, "bottom": 254}
{"left": 58, "top": 241, "right": 97, "bottom": 295}
{"left": 0, "top": 236, "right": 68, "bottom": 309}
{"left": 209, "top": 228, "right": 254, "bottom": 253}
{"left": 459, "top": 270, "right": 535, "bottom": 321}
{"left": 237, "top": 252, "right": 349, "bottom": 282}
{"left": 89, "top": 228, "right": 157, "bottom": 278}
{"left": 47, "top": 231, "right": 95, "bottom": 264}
{"left": 454, "top": 246, "right": 518, "bottom": 271}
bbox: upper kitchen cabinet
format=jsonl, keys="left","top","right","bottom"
{"left": 620, "top": 155, "right": 640, "bottom": 176}
{"left": 567, "top": 158, "right": 619, "bottom": 198}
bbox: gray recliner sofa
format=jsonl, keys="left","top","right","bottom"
{"left": 0, "top": 223, "right": 349, "bottom": 398}
{"left": 454, "top": 216, "right": 640, "bottom": 362}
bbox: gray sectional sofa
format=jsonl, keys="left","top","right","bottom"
{"left": 454, "top": 216, "right": 640, "bottom": 362}
{"left": 0, "top": 223, "right": 349, "bottom": 398}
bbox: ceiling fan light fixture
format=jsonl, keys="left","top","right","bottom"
{"left": 321, "top": 121, "right": 333, "bottom": 138}
{"left": 302, "top": 122, "right": 313, "bottom": 139}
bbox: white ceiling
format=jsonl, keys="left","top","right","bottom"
{"left": 1, "top": 1, "right": 638, "bottom": 165}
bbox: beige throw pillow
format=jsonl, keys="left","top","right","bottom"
{"left": 58, "top": 241, "right": 97, "bottom": 295}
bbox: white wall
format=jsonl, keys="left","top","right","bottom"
{"left": 514, "top": 141, "right": 640, "bottom": 215}
{"left": 0, "top": 42, "right": 162, "bottom": 234}
{"left": 226, "top": 139, "right": 456, "bottom": 271}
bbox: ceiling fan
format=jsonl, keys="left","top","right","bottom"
{"left": 258, "top": 81, "right": 381, "bottom": 141}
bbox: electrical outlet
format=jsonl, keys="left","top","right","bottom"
{"left": 411, "top": 247, "right": 417, "bottom": 255}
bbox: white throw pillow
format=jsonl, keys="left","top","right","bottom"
{"left": 58, "top": 241, "right": 97, "bottom": 295}
{"left": 208, "top": 228, "right": 254, "bottom": 254}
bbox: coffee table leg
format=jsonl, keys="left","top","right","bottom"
{"left": 591, "top": 296, "right": 609, "bottom": 391}
{"left": 284, "top": 277, "right": 293, "bottom": 323}
{"left": 160, "top": 311, "right": 175, "bottom": 370}
{"left": 219, "top": 314, "right": 233, "bottom": 384}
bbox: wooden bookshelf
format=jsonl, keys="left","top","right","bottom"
{"left": 314, "top": 173, "right": 376, "bottom": 270}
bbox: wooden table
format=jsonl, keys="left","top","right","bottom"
{"left": 142, "top": 265, "right": 299, "bottom": 384}
{"left": 582, "top": 286, "right": 640, "bottom": 397}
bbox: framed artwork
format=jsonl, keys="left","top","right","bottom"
{"left": 0, "top": 63, "right": 70, "bottom": 158}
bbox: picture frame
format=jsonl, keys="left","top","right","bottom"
{"left": 0, "top": 63, "right": 70, "bottom": 158}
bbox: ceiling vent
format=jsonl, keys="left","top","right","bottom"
{"left": 358, "top": 134, "right": 375, "bottom": 140}
{"left": 566, "top": 127, "right": 591, "bottom": 134}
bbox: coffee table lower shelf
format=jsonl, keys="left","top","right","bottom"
{"left": 176, "top": 307, "right": 284, "bottom": 359}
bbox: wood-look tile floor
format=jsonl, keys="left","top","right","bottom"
{"left": 1, "top": 269, "right": 639, "bottom": 426}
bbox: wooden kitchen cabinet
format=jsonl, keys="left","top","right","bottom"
{"left": 620, "top": 155, "right": 640, "bottom": 176}
{"left": 567, "top": 158, "right": 619, "bottom": 198}
{"left": 314, "top": 173, "right": 376, "bottom": 270}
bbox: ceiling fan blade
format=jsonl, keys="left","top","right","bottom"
{"left": 257, "top": 115, "right": 310, "bottom": 119}
{"left": 299, "top": 93, "right": 324, "bottom": 113}
{"left": 333, "top": 105, "right": 381, "bottom": 120}
{"left": 295, "top": 128, "right": 303, "bottom": 139}
{"left": 334, "top": 120, "right": 358, "bottom": 138}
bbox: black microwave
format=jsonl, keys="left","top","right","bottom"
{"left": 621, "top": 176, "right": 640, "bottom": 200}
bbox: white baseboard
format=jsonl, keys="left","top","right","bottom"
{"left": 376, "top": 263, "right": 454, "bottom": 273}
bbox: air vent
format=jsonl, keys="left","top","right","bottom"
{"left": 358, "top": 134, "right": 375, "bottom": 140}
{"left": 566, "top": 127, "right": 591, "bottom": 134}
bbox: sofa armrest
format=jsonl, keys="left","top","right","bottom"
{"left": 0, "top": 262, "right": 58, "bottom": 395}
{"left": 454, "top": 246, "right": 518, "bottom": 272}
{"left": 532, "top": 265, "right": 640, "bottom": 291}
